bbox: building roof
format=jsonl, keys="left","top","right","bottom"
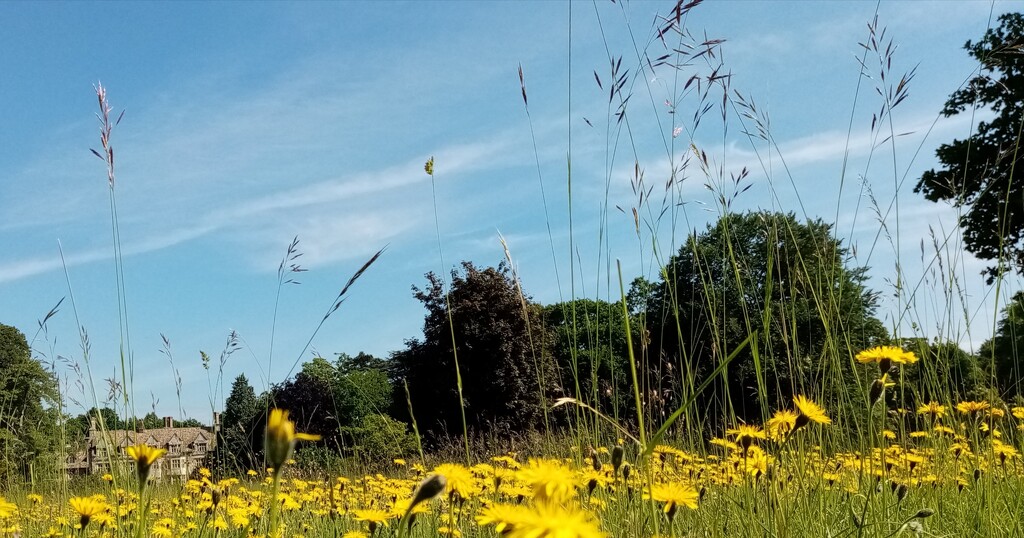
{"left": 65, "top": 451, "right": 90, "bottom": 469}
{"left": 90, "top": 426, "right": 211, "bottom": 449}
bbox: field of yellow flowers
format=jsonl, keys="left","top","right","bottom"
{"left": 2, "top": 347, "right": 1024, "bottom": 537}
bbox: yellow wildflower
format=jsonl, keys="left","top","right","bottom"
{"left": 856, "top": 345, "right": 918, "bottom": 371}
{"left": 726, "top": 423, "right": 766, "bottom": 448}
{"left": 0, "top": 497, "right": 16, "bottom": 519}
{"left": 766, "top": 409, "right": 798, "bottom": 441}
{"left": 956, "top": 401, "right": 990, "bottom": 415}
{"left": 917, "top": 402, "right": 947, "bottom": 419}
{"left": 265, "top": 409, "right": 320, "bottom": 473}
{"left": 127, "top": 443, "right": 167, "bottom": 483}
{"left": 649, "top": 482, "right": 699, "bottom": 521}
{"left": 433, "top": 463, "right": 475, "bottom": 501}
{"left": 477, "top": 502, "right": 605, "bottom": 538}
{"left": 69, "top": 496, "right": 107, "bottom": 529}
{"left": 793, "top": 395, "right": 831, "bottom": 428}
{"left": 353, "top": 508, "right": 393, "bottom": 534}
{"left": 516, "top": 459, "right": 578, "bottom": 505}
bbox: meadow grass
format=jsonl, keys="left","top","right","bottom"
{"left": 2, "top": 1, "right": 1024, "bottom": 537}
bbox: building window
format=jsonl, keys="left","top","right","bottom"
{"left": 169, "top": 443, "right": 180, "bottom": 455}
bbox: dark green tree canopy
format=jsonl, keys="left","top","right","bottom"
{"left": 217, "top": 374, "right": 261, "bottom": 471}
{"left": 272, "top": 354, "right": 395, "bottom": 443}
{"left": 980, "top": 291, "right": 1024, "bottom": 397}
{"left": 646, "top": 212, "right": 887, "bottom": 424}
{"left": 222, "top": 374, "right": 259, "bottom": 433}
{"left": 272, "top": 357, "right": 339, "bottom": 444}
{"left": 141, "top": 411, "right": 162, "bottom": 429}
{"left": 901, "top": 338, "right": 984, "bottom": 405}
{"left": 217, "top": 354, "right": 398, "bottom": 469}
{"left": 333, "top": 353, "right": 392, "bottom": 428}
{"left": 391, "top": 262, "right": 554, "bottom": 438}
{"left": 544, "top": 299, "right": 632, "bottom": 421}
{"left": 0, "top": 323, "right": 60, "bottom": 481}
{"left": 67, "top": 407, "right": 125, "bottom": 438}
{"left": 914, "top": 13, "right": 1024, "bottom": 281}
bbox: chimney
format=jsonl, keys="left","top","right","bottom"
{"left": 164, "top": 416, "right": 174, "bottom": 429}
{"left": 213, "top": 412, "right": 221, "bottom": 435}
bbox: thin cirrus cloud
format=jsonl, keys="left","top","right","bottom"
{"left": 0, "top": 223, "right": 216, "bottom": 284}
{"left": 587, "top": 106, "right": 978, "bottom": 222}
{"left": 0, "top": 134, "right": 519, "bottom": 284}
{"left": 0, "top": 50, "right": 531, "bottom": 282}
{"left": 724, "top": 109, "right": 982, "bottom": 182}
{"left": 0, "top": 28, "right": 538, "bottom": 262}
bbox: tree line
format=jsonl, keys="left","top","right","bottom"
{"left": 3, "top": 210, "right": 1024, "bottom": 479}
{"left": 211, "top": 211, "right": 1023, "bottom": 471}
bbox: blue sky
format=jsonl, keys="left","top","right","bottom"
{"left": 1, "top": 0, "right": 1020, "bottom": 423}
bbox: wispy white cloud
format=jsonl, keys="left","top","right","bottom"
{"left": 0, "top": 10, "right": 568, "bottom": 286}
{"left": 0, "top": 249, "right": 103, "bottom": 285}
{"left": 0, "top": 133, "right": 517, "bottom": 284}
{"left": 0, "top": 223, "right": 218, "bottom": 284}
{"left": 726, "top": 108, "right": 986, "bottom": 179}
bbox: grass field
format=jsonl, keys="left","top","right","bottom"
{"left": 2, "top": 392, "right": 1024, "bottom": 537}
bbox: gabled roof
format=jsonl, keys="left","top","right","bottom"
{"left": 66, "top": 451, "right": 89, "bottom": 467}
{"left": 90, "top": 426, "right": 213, "bottom": 450}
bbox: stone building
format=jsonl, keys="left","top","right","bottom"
{"left": 66, "top": 415, "right": 219, "bottom": 480}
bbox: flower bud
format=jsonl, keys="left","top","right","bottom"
{"left": 611, "top": 444, "right": 624, "bottom": 475}
{"left": 407, "top": 473, "right": 446, "bottom": 516}
{"left": 265, "top": 409, "right": 320, "bottom": 475}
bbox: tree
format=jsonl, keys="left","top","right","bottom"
{"left": 980, "top": 291, "right": 1024, "bottom": 397}
{"left": 914, "top": 13, "right": 1024, "bottom": 281}
{"left": 901, "top": 338, "right": 984, "bottom": 404}
{"left": 222, "top": 374, "right": 259, "bottom": 434}
{"left": 334, "top": 353, "right": 392, "bottom": 428}
{"left": 218, "top": 374, "right": 260, "bottom": 470}
{"left": 0, "top": 323, "right": 60, "bottom": 482}
{"left": 141, "top": 411, "right": 162, "bottom": 429}
{"left": 544, "top": 299, "right": 633, "bottom": 421}
{"left": 336, "top": 351, "right": 387, "bottom": 374}
{"left": 391, "top": 262, "right": 555, "bottom": 438}
{"left": 646, "top": 212, "right": 887, "bottom": 427}
{"left": 178, "top": 417, "right": 206, "bottom": 428}
{"left": 220, "top": 353, "right": 405, "bottom": 462}
{"left": 270, "top": 354, "right": 396, "bottom": 450}
{"left": 272, "top": 357, "right": 340, "bottom": 447}
{"left": 626, "top": 277, "right": 656, "bottom": 317}
{"left": 67, "top": 407, "right": 125, "bottom": 439}
{"left": 347, "top": 414, "right": 418, "bottom": 462}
